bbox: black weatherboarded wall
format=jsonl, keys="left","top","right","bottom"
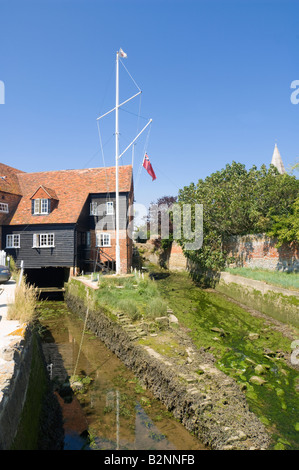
{"left": 3, "top": 224, "right": 76, "bottom": 269}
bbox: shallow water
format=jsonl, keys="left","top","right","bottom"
{"left": 38, "top": 301, "right": 207, "bottom": 451}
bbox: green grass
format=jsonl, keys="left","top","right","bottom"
{"left": 67, "top": 274, "right": 168, "bottom": 322}
{"left": 7, "top": 275, "right": 38, "bottom": 323}
{"left": 225, "top": 267, "right": 299, "bottom": 291}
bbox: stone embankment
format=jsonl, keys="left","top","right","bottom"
{"left": 65, "top": 284, "right": 271, "bottom": 450}
{"left": 0, "top": 281, "right": 31, "bottom": 449}
{"left": 0, "top": 281, "right": 63, "bottom": 450}
{"left": 216, "top": 272, "right": 299, "bottom": 329}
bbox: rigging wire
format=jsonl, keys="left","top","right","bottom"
{"left": 96, "top": 61, "right": 115, "bottom": 118}
{"left": 119, "top": 58, "right": 141, "bottom": 92}
{"left": 119, "top": 106, "right": 149, "bottom": 122}
{"left": 82, "top": 149, "right": 100, "bottom": 169}
{"left": 133, "top": 92, "right": 142, "bottom": 167}
{"left": 95, "top": 54, "right": 152, "bottom": 203}
{"left": 72, "top": 302, "right": 89, "bottom": 379}
{"left": 96, "top": 119, "right": 112, "bottom": 200}
{"left": 135, "top": 121, "right": 152, "bottom": 191}
{"left": 119, "top": 57, "right": 146, "bottom": 169}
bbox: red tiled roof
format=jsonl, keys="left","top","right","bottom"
{"left": 30, "top": 185, "right": 58, "bottom": 200}
{"left": 0, "top": 163, "right": 25, "bottom": 195}
{"left": 8, "top": 165, "right": 133, "bottom": 225}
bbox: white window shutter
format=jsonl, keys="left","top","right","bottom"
{"left": 33, "top": 234, "right": 38, "bottom": 247}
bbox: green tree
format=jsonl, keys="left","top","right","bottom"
{"left": 178, "top": 162, "right": 299, "bottom": 284}
{"left": 267, "top": 159, "right": 299, "bottom": 246}
{"left": 268, "top": 196, "right": 299, "bottom": 247}
{"left": 147, "top": 195, "right": 177, "bottom": 248}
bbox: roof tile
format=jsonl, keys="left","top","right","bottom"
{"left": 0, "top": 163, "right": 25, "bottom": 195}
{"left": 8, "top": 165, "right": 133, "bottom": 225}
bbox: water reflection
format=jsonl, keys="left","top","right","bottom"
{"left": 38, "top": 302, "right": 206, "bottom": 451}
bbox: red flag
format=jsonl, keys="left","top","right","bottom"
{"left": 143, "top": 153, "right": 156, "bottom": 181}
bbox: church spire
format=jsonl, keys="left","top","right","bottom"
{"left": 271, "top": 143, "right": 285, "bottom": 174}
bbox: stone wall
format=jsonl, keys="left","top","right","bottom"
{"left": 136, "top": 235, "right": 299, "bottom": 273}
{"left": 135, "top": 240, "right": 187, "bottom": 271}
{"left": 216, "top": 272, "right": 299, "bottom": 328}
{"left": 0, "top": 326, "right": 33, "bottom": 449}
{"left": 224, "top": 234, "right": 299, "bottom": 272}
{"left": 0, "top": 326, "right": 63, "bottom": 449}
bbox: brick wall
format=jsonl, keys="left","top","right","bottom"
{"left": 168, "top": 241, "right": 187, "bottom": 271}
{"left": 224, "top": 234, "right": 299, "bottom": 272}
{"left": 166, "top": 235, "right": 299, "bottom": 272}
{"left": 90, "top": 229, "right": 132, "bottom": 274}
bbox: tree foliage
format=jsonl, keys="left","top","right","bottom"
{"left": 146, "top": 195, "right": 177, "bottom": 248}
{"left": 268, "top": 196, "right": 299, "bottom": 247}
{"left": 267, "top": 160, "right": 299, "bottom": 247}
{"left": 178, "top": 161, "right": 299, "bottom": 282}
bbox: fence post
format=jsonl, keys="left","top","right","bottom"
{"left": 18, "top": 260, "right": 24, "bottom": 287}
{"left": 0, "top": 250, "right": 6, "bottom": 266}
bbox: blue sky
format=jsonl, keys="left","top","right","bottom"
{"left": 0, "top": 0, "right": 299, "bottom": 210}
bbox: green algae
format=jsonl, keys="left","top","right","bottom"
{"left": 216, "top": 280, "right": 299, "bottom": 328}
{"left": 155, "top": 271, "right": 299, "bottom": 450}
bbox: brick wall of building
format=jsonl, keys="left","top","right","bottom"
{"left": 90, "top": 229, "right": 132, "bottom": 274}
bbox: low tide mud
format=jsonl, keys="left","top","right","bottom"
{"left": 65, "top": 290, "right": 271, "bottom": 450}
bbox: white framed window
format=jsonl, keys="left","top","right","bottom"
{"left": 34, "top": 198, "right": 49, "bottom": 215}
{"left": 90, "top": 201, "right": 114, "bottom": 216}
{"left": 90, "top": 202, "right": 98, "bottom": 215}
{"left": 6, "top": 234, "right": 20, "bottom": 248}
{"left": 33, "top": 233, "right": 55, "bottom": 248}
{"left": 96, "top": 232, "right": 111, "bottom": 247}
{"left": 90, "top": 202, "right": 105, "bottom": 216}
{"left": 106, "top": 201, "right": 114, "bottom": 215}
{"left": 0, "top": 203, "right": 8, "bottom": 213}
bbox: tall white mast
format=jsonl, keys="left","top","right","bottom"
{"left": 115, "top": 50, "right": 121, "bottom": 274}
{"left": 96, "top": 48, "right": 152, "bottom": 276}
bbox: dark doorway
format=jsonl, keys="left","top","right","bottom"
{"left": 24, "top": 267, "right": 70, "bottom": 288}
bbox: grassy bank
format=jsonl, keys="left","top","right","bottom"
{"left": 225, "top": 267, "right": 299, "bottom": 291}
{"left": 67, "top": 274, "right": 168, "bottom": 323}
